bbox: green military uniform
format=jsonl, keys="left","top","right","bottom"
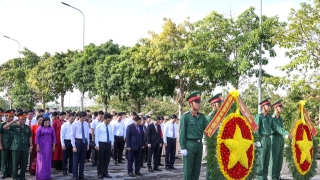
{"left": 269, "top": 100, "right": 285, "bottom": 180}
{"left": 255, "top": 98, "right": 288, "bottom": 180}
{"left": 8, "top": 113, "right": 32, "bottom": 180}
{"left": 0, "top": 121, "right": 13, "bottom": 177}
{"left": 205, "top": 93, "right": 222, "bottom": 180}
{"left": 180, "top": 91, "right": 209, "bottom": 180}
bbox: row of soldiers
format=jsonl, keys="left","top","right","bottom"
{"left": 179, "top": 92, "right": 287, "bottom": 180}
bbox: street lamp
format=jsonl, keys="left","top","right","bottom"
{"left": 61, "top": 2, "right": 85, "bottom": 111}
{"left": 3, "top": 35, "right": 20, "bottom": 59}
{"left": 3, "top": 35, "right": 20, "bottom": 109}
{"left": 258, "top": 0, "right": 262, "bottom": 113}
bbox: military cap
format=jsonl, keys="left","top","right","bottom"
{"left": 259, "top": 97, "right": 271, "bottom": 106}
{"left": 186, "top": 91, "right": 202, "bottom": 102}
{"left": 138, "top": 112, "right": 144, "bottom": 116}
{"left": 146, "top": 111, "right": 153, "bottom": 115}
{"left": 16, "top": 112, "right": 27, "bottom": 119}
{"left": 272, "top": 100, "right": 283, "bottom": 108}
{"left": 5, "top": 109, "right": 15, "bottom": 115}
{"left": 208, "top": 93, "right": 222, "bottom": 104}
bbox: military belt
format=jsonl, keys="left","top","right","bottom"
{"left": 260, "top": 134, "right": 271, "bottom": 138}
{"left": 186, "top": 138, "right": 202, "bottom": 142}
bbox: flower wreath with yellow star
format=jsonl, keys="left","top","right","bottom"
{"left": 285, "top": 119, "right": 318, "bottom": 180}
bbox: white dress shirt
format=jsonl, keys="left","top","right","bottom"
{"left": 111, "top": 120, "right": 126, "bottom": 138}
{"left": 163, "top": 122, "right": 179, "bottom": 144}
{"left": 71, "top": 120, "right": 90, "bottom": 147}
{"left": 91, "top": 119, "right": 102, "bottom": 130}
{"left": 95, "top": 123, "right": 114, "bottom": 146}
{"left": 60, "top": 121, "right": 73, "bottom": 146}
{"left": 25, "top": 118, "right": 36, "bottom": 126}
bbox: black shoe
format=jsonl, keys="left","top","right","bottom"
{"left": 165, "top": 166, "right": 171, "bottom": 170}
{"left": 175, "top": 157, "right": 180, "bottom": 159}
{"left": 6, "top": 174, "right": 11, "bottom": 178}
{"left": 140, "top": 165, "right": 146, "bottom": 168}
{"left": 158, "top": 163, "right": 164, "bottom": 166}
{"left": 1, "top": 174, "right": 7, "bottom": 179}
{"left": 128, "top": 172, "right": 135, "bottom": 177}
{"left": 170, "top": 166, "right": 177, "bottom": 170}
{"left": 103, "top": 174, "right": 112, "bottom": 178}
{"left": 114, "top": 160, "right": 118, "bottom": 165}
{"left": 148, "top": 167, "right": 153, "bottom": 172}
{"left": 98, "top": 174, "right": 103, "bottom": 179}
{"left": 68, "top": 170, "right": 73, "bottom": 173}
{"left": 63, "top": 170, "right": 67, "bottom": 175}
{"left": 118, "top": 160, "right": 123, "bottom": 163}
{"left": 154, "top": 168, "right": 162, "bottom": 171}
{"left": 135, "top": 171, "right": 143, "bottom": 176}
{"left": 79, "top": 177, "right": 88, "bottom": 180}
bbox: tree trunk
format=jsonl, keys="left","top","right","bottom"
{"left": 136, "top": 100, "right": 141, "bottom": 113}
{"left": 42, "top": 95, "right": 45, "bottom": 109}
{"left": 102, "top": 95, "right": 108, "bottom": 112}
{"left": 61, "top": 91, "right": 65, "bottom": 111}
{"left": 178, "top": 78, "right": 184, "bottom": 117}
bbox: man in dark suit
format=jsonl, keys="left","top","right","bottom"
{"left": 126, "top": 116, "right": 145, "bottom": 177}
{"left": 146, "top": 116, "right": 162, "bottom": 172}
{"left": 140, "top": 117, "right": 147, "bottom": 168}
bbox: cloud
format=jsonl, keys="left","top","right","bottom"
{"left": 141, "top": 0, "right": 166, "bottom": 5}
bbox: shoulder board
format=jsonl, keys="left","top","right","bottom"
{"left": 184, "top": 111, "right": 190, "bottom": 114}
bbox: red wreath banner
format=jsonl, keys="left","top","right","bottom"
{"left": 217, "top": 113, "right": 254, "bottom": 180}
{"left": 292, "top": 120, "right": 313, "bottom": 175}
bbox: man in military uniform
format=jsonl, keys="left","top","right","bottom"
{"left": 255, "top": 98, "right": 288, "bottom": 180}
{"left": 179, "top": 91, "right": 208, "bottom": 180}
{"left": 204, "top": 93, "right": 222, "bottom": 180}
{"left": 269, "top": 100, "right": 285, "bottom": 180}
{"left": 3, "top": 112, "right": 32, "bottom": 180}
{"left": 0, "top": 109, "right": 15, "bottom": 179}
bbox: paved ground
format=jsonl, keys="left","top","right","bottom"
{"left": 21, "top": 156, "right": 320, "bottom": 180}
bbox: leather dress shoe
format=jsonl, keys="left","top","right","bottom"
{"left": 158, "top": 163, "right": 164, "bottom": 166}
{"left": 128, "top": 172, "right": 135, "bottom": 177}
{"left": 1, "top": 175, "right": 7, "bottom": 179}
{"left": 7, "top": 174, "right": 11, "bottom": 177}
{"left": 98, "top": 174, "right": 103, "bottom": 179}
{"left": 135, "top": 171, "right": 143, "bottom": 176}
{"left": 114, "top": 160, "right": 118, "bottom": 165}
{"left": 118, "top": 160, "right": 123, "bottom": 163}
{"left": 165, "top": 166, "right": 171, "bottom": 170}
{"left": 170, "top": 166, "right": 177, "bottom": 170}
{"left": 148, "top": 167, "right": 153, "bottom": 172}
{"left": 104, "top": 174, "right": 112, "bottom": 178}
{"left": 154, "top": 168, "right": 162, "bottom": 171}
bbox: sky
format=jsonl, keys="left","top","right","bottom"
{"left": 0, "top": 0, "right": 306, "bottom": 108}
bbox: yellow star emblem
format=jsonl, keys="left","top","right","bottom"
{"left": 222, "top": 124, "right": 253, "bottom": 169}
{"left": 296, "top": 129, "right": 313, "bottom": 164}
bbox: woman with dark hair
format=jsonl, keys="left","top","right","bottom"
{"left": 36, "top": 117, "right": 56, "bottom": 180}
{"left": 29, "top": 115, "right": 43, "bottom": 175}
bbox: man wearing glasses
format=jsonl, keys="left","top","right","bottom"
{"left": 179, "top": 91, "right": 209, "bottom": 180}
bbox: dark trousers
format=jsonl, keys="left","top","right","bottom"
{"left": 158, "top": 138, "right": 163, "bottom": 164}
{"left": 147, "top": 142, "right": 159, "bottom": 168}
{"left": 12, "top": 150, "right": 28, "bottom": 180}
{"left": 62, "top": 140, "right": 73, "bottom": 171}
{"left": 140, "top": 147, "right": 145, "bottom": 166}
{"left": 127, "top": 147, "right": 141, "bottom": 173}
{"left": 73, "top": 139, "right": 88, "bottom": 178}
{"left": 144, "top": 144, "right": 148, "bottom": 162}
{"left": 113, "top": 136, "right": 124, "bottom": 162}
{"left": 1, "top": 148, "right": 12, "bottom": 175}
{"left": 97, "top": 142, "right": 111, "bottom": 175}
{"left": 91, "top": 147, "right": 98, "bottom": 166}
{"left": 165, "top": 137, "right": 176, "bottom": 167}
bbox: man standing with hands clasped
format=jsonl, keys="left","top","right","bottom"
{"left": 95, "top": 113, "right": 113, "bottom": 179}
{"left": 163, "top": 114, "right": 178, "bottom": 170}
{"left": 71, "top": 111, "right": 90, "bottom": 180}
{"left": 179, "top": 91, "right": 209, "bottom": 180}
{"left": 146, "top": 116, "right": 162, "bottom": 172}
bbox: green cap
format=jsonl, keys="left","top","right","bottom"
{"left": 186, "top": 91, "right": 202, "bottom": 102}
{"left": 208, "top": 93, "right": 222, "bottom": 103}
{"left": 259, "top": 97, "right": 271, "bottom": 106}
{"left": 272, "top": 100, "right": 283, "bottom": 108}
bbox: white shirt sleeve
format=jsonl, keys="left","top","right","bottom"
{"left": 60, "top": 123, "right": 66, "bottom": 146}
{"left": 95, "top": 124, "right": 100, "bottom": 147}
{"left": 163, "top": 123, "right": 168, "bottom": 144}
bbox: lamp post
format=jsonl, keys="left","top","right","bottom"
{"left": 3, "top": 35, "right": 20, "bottom": 109}
{"left": 61, "top": 2, "right": 85, "bottom": 111}
{"left": 258, "top": 0, "right": 262, "bottom": 113}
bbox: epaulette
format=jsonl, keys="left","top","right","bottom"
{"left": 184, "top": 111, "right": 190, "bottom": 114}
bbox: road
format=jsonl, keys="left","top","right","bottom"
{"left": 22, "top": 156, "right": 320, "bottom": 180}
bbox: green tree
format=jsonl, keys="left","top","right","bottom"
{"left": 67, "top": 40, "right": 121, "bottom": 110}
{"left": 43, "top": 50, "right": 75, "bottom": 111}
